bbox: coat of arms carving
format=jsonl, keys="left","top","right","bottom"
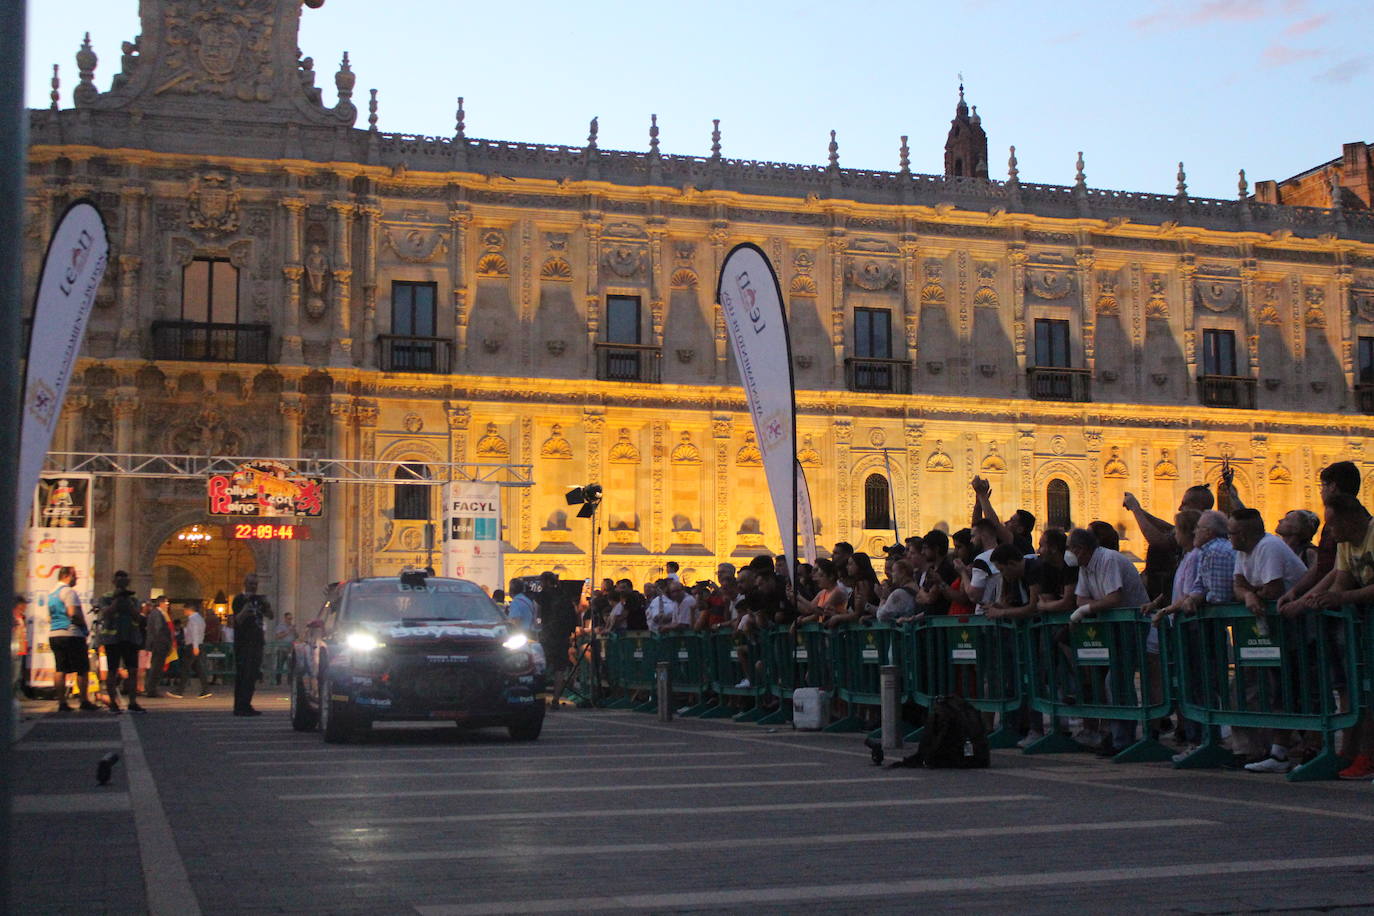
{"left": 187, "top": 173, "right": 241, "bottom": 237}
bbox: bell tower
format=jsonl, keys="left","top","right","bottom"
{"left": 943, "top": 83, "right": 988, "bottom": 179}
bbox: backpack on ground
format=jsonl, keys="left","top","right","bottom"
{"left": 916, "top": 695, "right": 990, "bottom": 768}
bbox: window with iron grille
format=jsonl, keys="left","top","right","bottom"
{"left": 854, "top": 308, "right": 892, "bottom": 359}
{"left": 1202, "top": 329, "right": 1237, "bottom": 376}
{"left": 392, "top": 281, "right": 437, "bottom": 337}
{"left": 1047, "top": 479, "right": 1071, "bottom": 530}
{"left": 1359, "top": 337, "right": 1374, "bottom": 385}
{"left": 394, "top": 463, "right": 431, "bottom": 521}
{"left": 864, "top": 474, "right": 891, "bottom": 529}
{"left": 181, "top": 258, "right": 239, "bottom": 323}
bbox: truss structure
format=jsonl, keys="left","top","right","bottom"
{"left": 42, "top": 452, "right": 535, "bottom": 487}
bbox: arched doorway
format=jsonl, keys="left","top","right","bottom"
{"left": 151, "top": 523, "right": 257, "bottom": 618}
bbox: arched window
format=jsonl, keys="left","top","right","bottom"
{"left": 863, "top": 474, "right": 891, "bottom": 530}
{"left": 1046, "top": 479, "right": 1071, "bottom": 530}
{"left": 394, "top": 462, "right": 431, "bottom": 521}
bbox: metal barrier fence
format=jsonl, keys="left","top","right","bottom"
{"left": 583, "top": 604, "right": 1372, "bottom": 781}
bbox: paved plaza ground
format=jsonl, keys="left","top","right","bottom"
{"left": 9, "top": 687, "right": 1374, "bottom": 914}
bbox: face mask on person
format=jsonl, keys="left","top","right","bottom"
{"left": 1064, "top": 551, "right": 1080, "bottom": 568}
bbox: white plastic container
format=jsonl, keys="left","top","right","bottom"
{"left": 792, "top": 687, "right": 831, "bottom": 730}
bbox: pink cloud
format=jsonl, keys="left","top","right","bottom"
{"left": 1282, "top": 13, "right": 1330, "bottom": 36}
{"left": 1318, "top": 54, "right": 1374, "bottom": 83}
{"left": 1187, "top": 0, "right": 1276, "bottom": 24}
{"left": 1261, "top": 43, "right": 1325, "bottom": 67}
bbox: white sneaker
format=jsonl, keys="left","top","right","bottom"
{"left": 1244, "top": 755, "right": 1292, "bottom": 774}
{"left": 676, "top": 705, "right": 692, "bottom": 716}
{"left": 1017, "top": 730, "right": 1044, "bottom": 749}
{"left": 1171, "top": 745, "right": 1198, "bottom": 764}
{"left": 734, "top": 678, "right": 751, "bottom": 688}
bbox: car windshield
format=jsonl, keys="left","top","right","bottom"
{"left": 344, "top": 579, "right": 504, "bottom": 624}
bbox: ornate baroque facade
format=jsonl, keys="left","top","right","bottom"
{"left": 26, "top": 0, "right": 1374, "bottom": 609}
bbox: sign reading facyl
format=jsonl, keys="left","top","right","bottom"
{"left": 442, "top": 482, "right": 502, "bottom": 594}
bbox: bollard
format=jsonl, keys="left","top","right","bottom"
{"left": 656, "top": 660, "right": 672, "bottom": 722}
{"left": 880, "top": 665, "right": 901, "bottom": 750}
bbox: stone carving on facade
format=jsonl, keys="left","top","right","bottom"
{"left": 981, "top": 443, "right": 1006, "bottom": 473}
{"left": 797, "top": 434, "right": 821, "bottom": 468}
{"left": 602, "top": 244, "right": 647, "bottom": 279}
{"left": 608, "top": 429, "right": 641, "bottom": 464}
{"left": 845, "top": 258, "right": 899, "bottom": 291}
{"left": 545, "top": 340, "right": 565, "bottom": 357}
{"left": 1353, "top": 288, "right": 1374, "bottom": 322}
{"left": 670, "top": 431, "right": 701, "bottom": 464}
{"left": 789, "top": 274, "right": 818, "bottom": 297}
{"left": 926, "top": 440, "right": 953, "bottom": 472}
{"left": 540, "top": 423, "right": 572, "bottom": 459}
{"left": 303, "top": 243, "right": 328, "bottom": 320}
{"left": 169, "top": 408, "right": 244, "bottom": 455}
{"left": 1154, "top": 449, "right": 1179, "bottom": 479}
{"left": 1102, "top": 445, "right": 1128, "bottom": 478}
{"left": 402, "top": 413, "right": 423, "bottom": 433}
{"left": 540, "top": 257, "right": 573, "bottom": 281}
{"left": 186, "top": 172, "right": 240, "bottom": 236}
{"left": 1145, "top": 274, "right": 1169, "bottom": 318}
{"left": 736, "top": 431, "right": 763, "bottom": 467}
{"left": 474, "top": 422, "right": 509, "bottom": 458}
{"left": 1096, "top": 273, "right": 1119, "bottom": 315}
{"left": 160, "top": 2, "right": 278, "bottom": 100}
{"left": 1195, "top": 278, "right": 1241, "bottom": 313}
{"left": 475, "top": 252, "right": 509, "bottom": 278}
{"left": 973, "top": 262, "right": 999, "bottom": 308}
{"left": 920, "top": 260, "right": 945, "bottom": 306}
{"left": 669, "top": 268, "right": 698, "bottom": 290}
{"left": 1257, "top": 282, "right": 1282, "bottom": 324}
{"left": 1304, "top": 286, "right": 1326, "bottom": 327}
{"left": 1269, "top": 455, "right": 1293, "bottom": 483}
{"left": 1026, "top": 267, "right": 1075, "bottom": 301}
{"left": 383, "top": 227, "right": 447, "bottom": 264}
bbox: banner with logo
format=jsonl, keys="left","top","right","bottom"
{"left": 207, "top": 460, "right": 325, "bottom": 517}
{"left": 17, "top": 201, "right": 109, "bottom": 542}
{"left": 441, "top": 481, "right": 503, "bottom": 594}
{"left": 717, "top": 244, "right": 796, "bottom": 582}
{"left": 23, "top": 473, "right": 96, "bottom": 687}
{"left": 796, "top": 460, "right": 817, "bottom": 565}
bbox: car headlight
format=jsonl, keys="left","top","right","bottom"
{"left": 346, "top": 632, "right": 382, "bottom": 651}
{"left": 503, "top": 632, "right": 529, "bottom": 650}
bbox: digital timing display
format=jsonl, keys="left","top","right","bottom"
{"left": 231, "top": 523, "right": 312, "bottom": 541}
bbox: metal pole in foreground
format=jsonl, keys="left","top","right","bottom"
{"left": 656, "top": 660, "right": 671, "bottom": 722}
{"left": 0, "top": 3, "right": 29, "bottom": 912}
{"left": 880, "top": 665, "right": 901, "bottom": 750}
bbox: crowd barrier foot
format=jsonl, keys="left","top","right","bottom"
{"left": 1111, "top": 735, "right": 1175, "bottom": 764}
{"left": 754, "top": 704, "right": 790, "bottom": 725}
{"left": 1287, "top": 746, "right": 1344, "bottom": 782}
{"left": 904, "top": 726, "right": 925, "bottom": 743}
{"left": 986, "top": 725, "right": 1021, "bottom": 750}
{"left": 698, "top": 703, "right": 736, "bottom": 719}
{"left": 632, "top": 698, "right": 658, "bottom": 714}
{"left": 604, "top": 697, "right": 636, "bottom": 709}
{"left": 1171, "top": 740, "right": 1235, "bottom": 769}
{"left": 822, "top": 715, "right": 866, "bottom": 734}
{"left": 679, "top": 699, "right": 714, "bottom": 718}
{"left": 867, "top": 725, "right": 882, "bottom": 743}
{"left": 1021, "top": 731, "right": 1088, "bottom": 755}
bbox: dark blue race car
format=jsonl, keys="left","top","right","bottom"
{"left": 290, "top": 571, "right": 546, "bottom": 742}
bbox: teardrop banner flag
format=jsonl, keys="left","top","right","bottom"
{"left": 796, "top": 459, "right": 817, "bottom": 565}
{"left": 17, "top": 201, "right": 110, "bottom": 541}
{"left": 717, "top": 243, "right": 796, "bottom": 583}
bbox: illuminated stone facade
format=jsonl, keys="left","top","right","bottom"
{"left": 26, "top": 0, "right": 1374, "bottom": 610}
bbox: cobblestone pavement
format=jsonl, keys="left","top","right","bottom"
{"left": 10, "top": 689, "right": 1374, "bottom": 914}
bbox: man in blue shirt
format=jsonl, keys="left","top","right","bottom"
{"left": 506, "top": 578, "right": 537, "bottom": 633}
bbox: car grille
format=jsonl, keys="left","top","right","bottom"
{"left": 407, "top": 666, "right": 488, "bottom": 703}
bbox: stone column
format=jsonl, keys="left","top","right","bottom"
{"left": 449, "top": 203, "right": 472, "bottom": 370}
{"left": 711, "top": 414, "right": 731, "bottom": 559}
{"left": 899, "top": 235, "right": 920, "bottom": 363}
{"left": 1336, "top": 261, "right": 1355, "bottom": 393}
{"left": 584, "top": 211, "right": 604, "bottom": 378}
{"left": 1187, "top": 433, "right": 1207, "bottom": 490}
{"left": 1241, "top": 256, "right": 1260, "bottom": 379}
{"left": 1179, "top": 254, "right": 1198, "bottom": 397}
{"left": 358, "top": 202, "right": 381, "bottom": 369}
{"left": 329, "top": 200, "right": 355, "bottom": 364}
{"left": 111, "top": 388, "right": 139, "bottom": 574}
{"left": 59, "top": 390, "right": 89, "bottom": 454}
{"left": 834, "top": 418, "right": 853, "bottom": 541}
{"left": 650, "top": 419, "right": 667, "bottom": 553}
{"left": 648, "top": 222, "right": 667, "bottom": 349}
{"left": 1083, "top": 428, "right": 1103, "bottom": 523}
{"left": 582, "top": 410, "right": 605, "bottom": 572}
{"left": 1076, "top": 246, "right": 1097, "bottom": 377}
{"left": 328, "top": 395, "right": 353, "bottom": 583}
{"left": 1017, "top": 425, "right": 1036, "bottom": 520}
{"left": 278, "top": 393, "right": 303, "bottom": 614}
{"left": 354, "top": 402, "right": 378, "bottom": 576}
{"left": 1008, "top": 241, "right": 1028, "bottom": 395}
{"left": 708, "top": 222, "right": 729, "bottom": 379}
{"left": 280, "top": 197, "right": 306, "bottom": 363}
{"left": 904, "top": 419, "right": 923, "bottom": 535}
{"left": 1250, "top": 433, "right": 1269, "bottom": 520}
{"left": 114, "top": 185, "right": 145, "bottom": 357}
{"left": 827, "top": 234, "right": 847, "bottom": 386}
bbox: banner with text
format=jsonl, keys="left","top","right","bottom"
{"left": 442, "top": 481, "right": 503, "bottom": 594}
{"left": 18, "top": 200, "right": 109, "bottom": 541}
{"left": 23, "top": 473, "right": 96, "bottom": 687}
{"left": 718, "top": 244, "right": 796, "bottom": 582}
{"left": 796, "top": 460, "right": 817, "bottom": 565}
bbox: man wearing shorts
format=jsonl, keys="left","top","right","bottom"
{"left": 47, "top": 567, "right": 96, "bottom": 712}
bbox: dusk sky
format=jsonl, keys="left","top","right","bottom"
{"left": 25, "top": 0, "right": 1373, "bottom": 200}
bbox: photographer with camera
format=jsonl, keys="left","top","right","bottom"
{"left": 231, "top": 573, "right": 274, "bottom": 717}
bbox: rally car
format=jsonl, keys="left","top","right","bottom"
{"left": 290, "top": 570, "right": 546, "bottom": 742}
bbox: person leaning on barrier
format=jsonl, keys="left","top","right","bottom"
{"left": 983, "top": 543, "right": 1045, "bottom": 620}
{"left": 1293, "top": 491, "right": 1374, "bottom": 779}
{"left": 1229, "top": 508, "right": 1307, "bottom": 625}
{"left": 1277, "top": 509, "right": 1320, "bottom": 570}
{"left": 792, "top": 558, "right": 850, "bottom": 628}
{"left": 914, "top": 529, "right": 959, "bottom": 616}
{"left": 1030, "top": 528, "right": 1076, "bottom": 613}
{"left": 875, "top": 559, "right": 918, "bottom": 624}
{"left": 1276, "top": 460, "right": 1361, "bottom": 612}
{"left": 1124, "top": 484, "right": 1217, "bottom": 601}
{"left": 1151, "top": 510, "right": 1235, "bottom": 624}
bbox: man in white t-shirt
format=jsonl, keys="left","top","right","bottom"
{"left": 1228, "top": 508, "right": 1311, "bottom": 773}
{"left": 660, "top": 580, "right": 697, "bottom": 632}
{"left": 967, "top": 519, "right": 1002, "bottom": 614}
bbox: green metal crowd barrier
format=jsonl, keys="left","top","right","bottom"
{"left": 1171, "top": 604, "right": 1359, "bottom": 781}
{"left": 905, "top": 614, "right": 1023, "bottom": 748}
{"left": 584, "top": 603, "right": 1370, "bottom": 780}
{"left": 1022, "top": 609, "right": 1175, "bottom": 762}
{"left": 202, "top": 642, "right": 235, "bottom": 684}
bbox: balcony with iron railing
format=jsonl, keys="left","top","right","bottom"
{"left": 594, "top": 342, "right": 661, "bottom": 383}
{"left": 1198, "top": 374, "right": 1257, "bottom": 409}
{"left": 844, "top": 357, "right": 912, "bottom": 394}
{"left": 1355, "top": 384, "right": 1374, "bottom": 415}
{"left": 150, "top": 320, "right": 271, "bottom": 363}
{"left": 1027, "top": 366, "right": 1092, "bottom": 402}
{"left": 378, "top": 335, "right": 452, "bottom": 373}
